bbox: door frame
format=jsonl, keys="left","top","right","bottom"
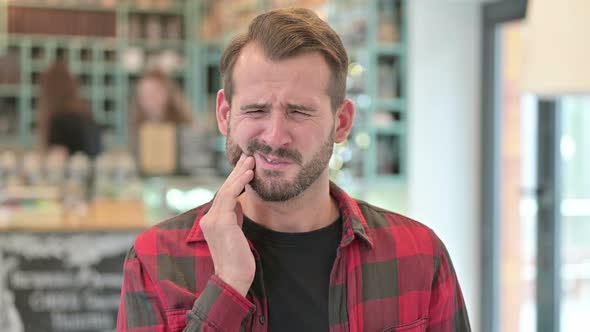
{"left": 480, "top": 1, "right": 528, "bottom": 332}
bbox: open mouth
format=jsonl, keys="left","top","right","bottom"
{"left": 256, "top": 153, "right": 292, "bottom": 169}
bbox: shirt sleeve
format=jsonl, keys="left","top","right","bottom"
{"left": 184, "top": 275, "right": 255, "bottom": 331}
{"left": 427, "top": 238, "right": 472, "bottom": 332}
{"left": 117, "top": 246, "right": 255, "bottom": 332}
{"left": 116, "top": 246, "right": 167, "bottom": 331}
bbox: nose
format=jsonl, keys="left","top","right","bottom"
{"left": 260, "top": 112, "right": 292, "bottom": 148}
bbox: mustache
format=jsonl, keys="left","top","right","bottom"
{"left": 247, "top": 139, "right": 303, "bottom": 165}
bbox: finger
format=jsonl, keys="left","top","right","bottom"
{"left": 214, "top": 155, "right": 253, "bottom": 201}
{"left": 225, "top": 153, "right": 255, "bottom": 189}
{"left": 211, "top": 155, "right": 253, "bottom": 211}
{"left": 227, "top": 155, "right": 255, "bottom": 188}
{"left": 224, "top": 168, "right": 254, "bottom": 202}
{"left": 216, "top": 169, "right": 253, "bottom": 211}
{"left": 223, "top": 153, "right": 248, "bottom": 185}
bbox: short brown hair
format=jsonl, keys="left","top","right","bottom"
{"left": 220, "top": 7, "right": 349, "bottom": 111}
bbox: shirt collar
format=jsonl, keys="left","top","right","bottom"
{"left": 186, "top": 181, "right": 374, "bottom": 249}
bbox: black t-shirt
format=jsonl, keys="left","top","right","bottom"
{"left": 243, "top": 215, "right": 342, "bottom": 332}
{"left": 48, "top": 112, "right": 102, "bottom": 157}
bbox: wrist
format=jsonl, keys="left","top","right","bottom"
{"left": 217, "top": 273, "right": 252, "bottom": 297}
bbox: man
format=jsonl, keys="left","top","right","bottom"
{"left": 117, "top": 8, "right": 471, "bottom": 332}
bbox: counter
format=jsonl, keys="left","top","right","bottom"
{"left": 0, "top": 176, "right": 223, "bottom": 332}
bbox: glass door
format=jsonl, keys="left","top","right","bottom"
{"left": 490, "top": 15, "right": 590, "bottom": 332}
{"left": 559, "top": 97, "right": 590, "bottom": 331}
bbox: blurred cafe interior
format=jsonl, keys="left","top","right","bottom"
{"left": 0, "top": 1, "right": 589, "bottom": 332}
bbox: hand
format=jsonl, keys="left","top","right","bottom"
{"left": 200, "top": 154, "right": 255, "bottom": 296}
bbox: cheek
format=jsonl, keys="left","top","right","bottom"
{"left": 297, "top": 121, "right": 331, "bottom": 142}
{"left": 226, "top": 139, "right": 242, "bottom": 166}
{"left": 230, "top": 118, "right": 263, "bottom": 141}
{"left": 226, "top": 120, "right": 253, "bottom": 165}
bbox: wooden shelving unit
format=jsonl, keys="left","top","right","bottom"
{"left": 0, "top": 0, "right": 202, "bottom": 148}
{"left": 0, "top": 0, "right": 407, "bottom": 185}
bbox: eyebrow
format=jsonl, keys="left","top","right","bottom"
{"left": 240, "top": 103, "right": 269, "bottom": 111}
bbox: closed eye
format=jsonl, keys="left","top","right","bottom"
{"left": 240, "top": 103, "right": 269, "bottom": 115}
{"left": 286, "top": 103, "right": 316, "bottom": 118}
{"left": 290, "top": 110, "right": 310, "bottom": 117}
{"left": 243, "top": 109, "right": 267, "bottom": 118}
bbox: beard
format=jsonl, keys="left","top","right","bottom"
{"left": 226, "top": 128, "right": 334, "bottom": 202}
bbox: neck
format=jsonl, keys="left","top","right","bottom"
{"left": 239, "top": 175, "right": 339, "bottom": 233}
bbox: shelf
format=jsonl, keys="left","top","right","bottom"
{"left": 29, "top": 62, "right": 114, "bottom": 73}
{"left": 7, "top": 1, "right": 117, "bottom": 12}
{"left": 376, "top": 43, "right": 405, "bottom": 56}
{"left": 126, "top": 39, "right": 185, "bottom": 50}
{"left": 127, "top": 4, "right": 185, "bottom": 15}
{"left": 97, "top": 63, "right": 119, "bottom": 71}
{"left": 29, "top": 61, "right": 54, "bottom": 71}
{"left": 7, "top": 34, "right": 118, "bottom": 44}
{"left": 0, "top": 137, "right": 23, "bottom": 148}
{"left": 1, "top": 0, "right": 407, "bottom": 186}
{"left": 0, "top": 0, "right": 202, "bottom": 149}
{"left": 8, "top": 1, "right": 185, "bottom": 15}
{"left": 0, "top": 85, "right": 20, "bottom": 96}
{"left": 101, "top": 87, "right": 119, "bottom": 98}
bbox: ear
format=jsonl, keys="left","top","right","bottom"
{"left": 216, "top": 89, "right": 231, "bottom": 136}
{"left": 334, "top": 99, "right": 355, "bottom": 144}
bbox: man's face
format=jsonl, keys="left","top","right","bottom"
{"left": 223, "top": 43, "right": 337, "bottom": 202}
{"left": 136, "top": 78, "right": 167, "bottom": 121}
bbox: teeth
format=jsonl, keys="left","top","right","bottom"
{"left": 264, "top": 155, "right": 279, "bottom": 164}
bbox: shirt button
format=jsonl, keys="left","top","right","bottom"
{"left": 259, "top": 314, "right": 265, "bottom": 325}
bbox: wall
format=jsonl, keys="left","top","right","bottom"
{"left": 407, "top": 0, "right": 482, "bottom": 329}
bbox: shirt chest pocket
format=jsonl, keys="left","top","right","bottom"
{"left": 166, "top": 309, "right": 190, "bottom": 332}
{"left": 382, "top": 317, "right": 428, "bottom": 332}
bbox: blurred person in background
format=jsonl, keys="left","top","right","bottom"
{"left": 128, "top": 70, "right": 193, "bottom": 150}
{"left": 37, "top": 60, "right": 102, "bottom": 158}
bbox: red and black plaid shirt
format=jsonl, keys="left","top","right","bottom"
{"left": 117, "top": 182, "right": 471, "bottom": 331}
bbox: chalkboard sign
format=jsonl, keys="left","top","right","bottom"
{"left": 0, "top": 232, "right": 139, "bottom": 332}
